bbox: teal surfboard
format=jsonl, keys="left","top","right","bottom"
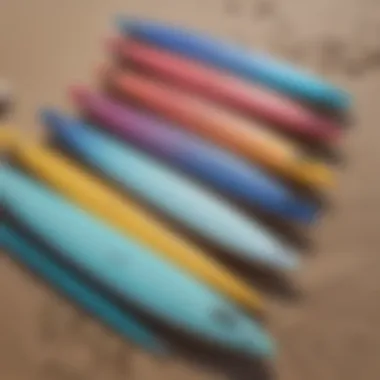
{"left": 1, "top": 225, "right": 167, "bottom": 353}
{"left": 2, "top": 166, "right": 274, "bottom": 357}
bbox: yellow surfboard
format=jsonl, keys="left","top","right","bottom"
{"left": 6, "top": 136, "right": 263, "bottom": 314}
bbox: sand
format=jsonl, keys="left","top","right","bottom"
{"left": 1, "top": 1, "right": 380, "bottom": 379}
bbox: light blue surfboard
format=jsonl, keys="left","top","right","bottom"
{"left": 2, "top": 166, "right": 274, "bottom": 357}
{"left": 43, "top": 109, "right": 297, "bottom": 271}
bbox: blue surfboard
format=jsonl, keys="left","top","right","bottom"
{"left": 43, "top": 109, "right": 297, "bottom": 271}
{"left": 117, "top": 18, "right": 351, "bottom": 110}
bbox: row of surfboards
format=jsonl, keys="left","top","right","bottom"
{"left": 1, "top": 18, "right": 351, "bottom": 358}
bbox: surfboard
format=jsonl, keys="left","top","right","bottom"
{"left": 2, "top": 167, "right": 273, "bottom": 357}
